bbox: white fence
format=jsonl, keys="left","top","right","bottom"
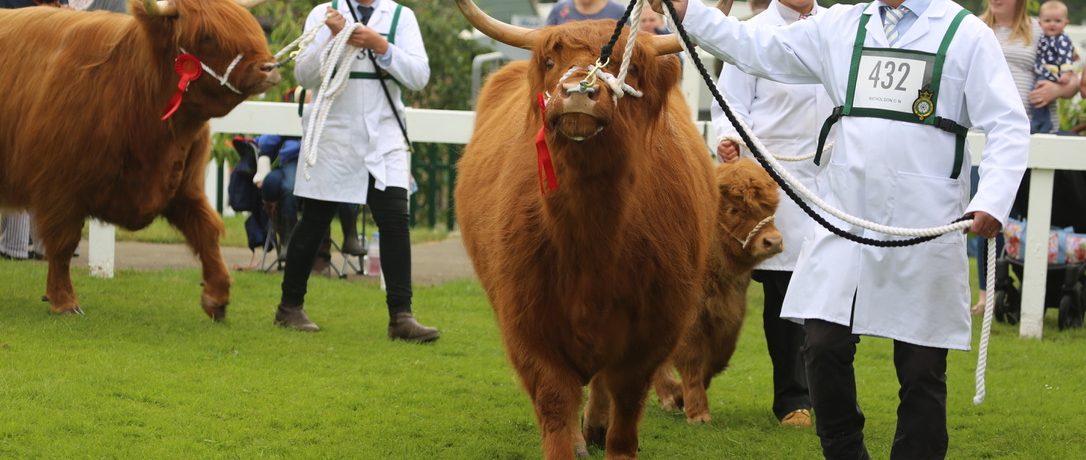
{"left": 89, "top": 90, "right": 1086, "bottom": 340}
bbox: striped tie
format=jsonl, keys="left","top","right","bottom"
{"left": 883, "top": 6, "right": 908, "bottom": 46}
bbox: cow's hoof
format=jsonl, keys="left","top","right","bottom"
{"left": 659, "top": 396, "right": 682, "bottom": 412}
{"left": 202, "top": 303, "right": 227, "bottom": 321}
{"left": 201, "top": 295, "right": 228, "bottom": 321}
{"left": 685, "top": 413, "right": 711, "bottom": 424}
{"left": 574, "top": 441, "right": 589, "bottom": 459}
{"left": 583, "top": 424, "right": 607, "bottom": 449}
{"left": 50, "top": 305, "right": 84, "bottom": 316}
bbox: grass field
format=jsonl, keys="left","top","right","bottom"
{"left": 1, "top": 260, "right": 1084, "bottom": 459}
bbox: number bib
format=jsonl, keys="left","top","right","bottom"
{"left": 853, "top": 49, "right": 935, "bottom": 119}
{"left": 814, "top": 6, "right": 973, "bottom": 179}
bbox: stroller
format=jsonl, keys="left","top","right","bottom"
{"left": 993, "top": 170, "right": 1086, "bottom": 330}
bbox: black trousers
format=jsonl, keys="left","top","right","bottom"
{"left": 280, "top": 176, "right": 413, "bottom": 316}
{"left": 803, "top": 318, "right": 949, "bottom": 460}
{"left": 751, "top": 269, "right": 811, "bottom": 420}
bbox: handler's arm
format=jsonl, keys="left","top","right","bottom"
{"left": 963, "top": 27, "right": 1030, "bottom": 230}
{"left": 294, "top": 7, "right": 335, "bottom": 90}
{"left": 670, "top": 0, "right": 825, "bottom": 84}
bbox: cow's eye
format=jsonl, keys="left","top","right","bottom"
{"left": 727, "top": 207, "right": 739, "bottom": 216}
{"left": 544, "top": 57, "right": 555, "bottom": 70}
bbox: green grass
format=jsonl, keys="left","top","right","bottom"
{"left": 0, "top": 259, "right": 1084, "bottom": 459}
{"left": 82, "top": 215, "right": 449, "bottom": 248}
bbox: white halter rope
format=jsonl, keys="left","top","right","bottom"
{"left": 719, "top": 134, "right": 831, "bottom": 162}
{"left": 649, "top": 0, "right": 997, "bottom": 404}
{"left": 300, "top": 22, "right": 366, "bottom": 180}
{"left": 273, "top": 25, "right": 322, "bottom": 68}
{"left": 738, "top": 215, "right": 775, "bottom": 249}
{"left": 179, "top": 48, "right": 243, "bottom": 95}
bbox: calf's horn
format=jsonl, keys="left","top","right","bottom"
{"left": 143, "top": 0, "right": 177, "bottom": 16}
{"left": 648, "top": 34, "right": 683, "bottom": 56}
{"left": 236, "top": 0, "right": 267, "bottom": 8}
{"left": 454, "top": 0, "right": 539, "bottom": 50}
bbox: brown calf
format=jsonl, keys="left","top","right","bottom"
{"left": 653, "top": 158, "right": 784, "bottom": 423}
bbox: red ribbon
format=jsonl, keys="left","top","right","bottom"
{"left": 161, "top": 53, "right": 203, "bottom": 120}
{"left": 535, "top": 93, "right": 558, "bottom": 194}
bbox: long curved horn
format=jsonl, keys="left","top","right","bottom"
{"left": 143, "top": 0, "right": 178, "bottom": 16}
{"left": 236, "top": 0, "right": 267, "bottom": 8}
{"left": 649, "top": 34, "right": 683, "bottom": 56}
{"left": 454, "top": 0, "right": 539, "bottom": 50}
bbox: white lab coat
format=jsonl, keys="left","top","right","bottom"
{"left": 685, "top": 0, "right": 1029, "bottom": 350}
{"left": 293, "top": 0, "right": 429, "bottom": 204}
{"left": 711, "top": 0, "right": 833, "bottom": 271}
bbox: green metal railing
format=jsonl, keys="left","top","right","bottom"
{"left": 410, "top": 143, "right": 461, "bottom": 230}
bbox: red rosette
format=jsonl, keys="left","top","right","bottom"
{"left": 161, "top": 53, "right": 204, "bottom": 120}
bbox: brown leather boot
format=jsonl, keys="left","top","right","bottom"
{"left": 274, "top": 303, "right": 320, "bottom": 332}
{"left": 388, "top": 312, "right": 440, "bottom": 343}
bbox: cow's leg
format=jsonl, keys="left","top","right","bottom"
{"left": 651, "top": 363, "right": 684, "bottom": 411}
{"left": 40, "top": 216, "right": 83, "bottom": 314}
{"left": 583, "top": 375, "right": 610, "bottom": 449}
{"left": 516, "top": 357, "right": 583, "bottom": 460}
{"left": 164, "top": 196, "right": 229, "bottom": 321}
{"left": 571, "top": 405, "right": 589, "bottom": 458}
{"left": 599, "top": 368, "right": 655, "bottom": 460}
{"left": 678, "top": 360, "right": 711, "bottom": 424}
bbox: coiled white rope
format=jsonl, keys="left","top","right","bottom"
{"left": 654, "top": 0, "right": 998, "bottom": 403}
{"left": 300, "top": 22, "right": 365, "bottom": 180}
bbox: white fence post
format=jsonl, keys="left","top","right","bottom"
{"left": 1020, "top": 169, "right": 1054, "bottom": 338}
{"left": 88, "top": 219, "right": 115, "bottom": 278}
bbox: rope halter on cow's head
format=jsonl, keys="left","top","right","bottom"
{"left": 737, "top": 215, "right": 775, "bottom": 250}
{"left": 452, "top": 0, "right": 684, "bottom": 82}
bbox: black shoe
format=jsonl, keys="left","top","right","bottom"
{"left": 0, "top": 251, "right": 25, "bottom": 261}
{"left": 342, "top": 235, "right": 366, "bottom": 256}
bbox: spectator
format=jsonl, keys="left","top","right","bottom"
{"left": 971, "top": 0, "right": 1081, "bottom": 314}
{"left": 1030, "top": 0, "right": 1074, "bottom": 135}
{"left": 545, "top": 0, "right": 626, "bottom": 26}
{"left": 0, "top": 212, "right": 30, "bottom": 260}
{"left": 711, "top": 0, "right": 829, "bottom": 429}
{"left": 282, "top": 0, "right": 438, "bottom": 342}
{"left": 638, "top": 5, "right": 668, "bottom": 34}
{"left": 655, "top": 0, "right": 1029, "bottom": 457}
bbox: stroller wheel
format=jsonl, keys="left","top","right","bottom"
{"left": 1058, "top": 285, "right": 1084, "bottom": 330}
{"left": 995, "top": 289, "right": 1021, "bottom": 325}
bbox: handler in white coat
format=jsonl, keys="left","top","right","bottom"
{"left": 274, "top": 0, "right": 440, "bottom": 343}
{"left": 710, "top": 0, "right": 833, "bottom": 429}
{"left": 655, "top": 0, "right": 1028, "bottom": 457}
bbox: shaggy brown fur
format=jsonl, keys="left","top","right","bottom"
{"left": 0, "top": 0, "right": 279, "bottom": 318}
{"left": 653, "top": 159, "right": 783, "bottom": 423}
{"left": 455, "top": 20, "right": 718, "bottom": 460}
